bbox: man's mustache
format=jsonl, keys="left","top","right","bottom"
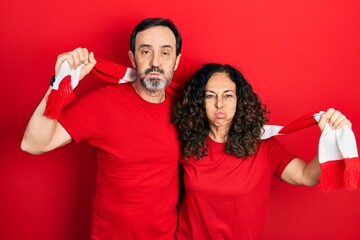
{"left": 145, "top": 67, "right": 164, "bottom": 74}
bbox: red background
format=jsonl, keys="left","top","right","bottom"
{"left": 1, "top": 0, "right": 360, "bottom": 239}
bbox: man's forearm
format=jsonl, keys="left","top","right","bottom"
{"left": 21, "top": 87, "right": 59, "bottom": 154}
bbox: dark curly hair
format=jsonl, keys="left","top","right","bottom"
{"left": 172, "top": 63, "right": 269, "bottom": 159}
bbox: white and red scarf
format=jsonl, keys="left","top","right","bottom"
{"left": 262, "top": 113, "right": 359, "bottom": 191}
{"left": 44, "top": 60, "right": 360, "bottom": 192}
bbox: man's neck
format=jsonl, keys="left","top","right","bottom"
{"left": 132, "top": 80, "right": 166, "bottom": 103}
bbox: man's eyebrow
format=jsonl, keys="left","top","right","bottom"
{"left": 139, "top": 44, "right": 152, "bottom": 48}
{"left": 160, "top": 44, "right": 174, "bottom": 49}
{"left": 139, "top": 44, "right": 174, "bottom": 49}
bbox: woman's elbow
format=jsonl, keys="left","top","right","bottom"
{"left": 303, "top": 178, "right": 319, "bottom": 187}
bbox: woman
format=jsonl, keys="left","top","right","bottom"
{"left": 172, "top": 63, "right": 351, "bottom": 239}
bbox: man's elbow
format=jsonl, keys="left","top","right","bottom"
{"left": 20, "top": 138, "right": 44, "bottom": 155}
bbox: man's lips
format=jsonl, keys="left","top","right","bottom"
{"left": 148, "top": 72, "right": 161, "bottom": 77}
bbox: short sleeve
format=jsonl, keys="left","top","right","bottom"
{"left": 263, "top": 137, "right": 297, "bottom": 178}
{"left": 59, "top": 89, "right": 109, "bottom": 143}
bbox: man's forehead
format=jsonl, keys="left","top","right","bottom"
{"left": 135, "top": 26, "right": 176, "bottom": 48}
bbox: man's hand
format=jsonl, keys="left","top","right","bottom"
{"left": 55, "top": 47, "right": 96, "bottom": 80}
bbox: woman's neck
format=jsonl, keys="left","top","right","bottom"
{"left": 208, "top": 126, "right": 229, "bottom": 143}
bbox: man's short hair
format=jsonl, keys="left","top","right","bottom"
{"left": 130, "top": 18, "right": 182, "bottom": 56}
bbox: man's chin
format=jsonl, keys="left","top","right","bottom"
{"left": 141, "top": 78, "right": 168, "bottom": 92}
{"left": 148, "top": 77, "right": 161, "bottom": 82}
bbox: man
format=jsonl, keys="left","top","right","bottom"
{"left": 21, "top": 18, "right": 182, "bottom": 240}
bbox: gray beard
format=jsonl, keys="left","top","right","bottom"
{"left": 134, "top": 62, "right": 175, "bottom": 92}
{"left": 140, "top": 75, "right": 172, "bottom": 92}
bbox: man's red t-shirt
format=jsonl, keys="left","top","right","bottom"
{"left": 60, "top": 83, "right": 180, "bottom": 240}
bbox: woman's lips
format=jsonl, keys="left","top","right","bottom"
{"left": 215, "top": 111, "right": 224, "bottom": 118}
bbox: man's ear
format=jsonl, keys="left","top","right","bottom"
{"left": 174, "top": 53, "right": 181, "bottom": 71}
{"left": 128, "top": 51, "right": 136, "bottom": 68}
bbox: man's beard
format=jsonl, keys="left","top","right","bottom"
{"left": 139, "top": 67, "right": 173, "bottom": 92}
{"left": 140, "top": 77, "right": 170, "bottom": 92}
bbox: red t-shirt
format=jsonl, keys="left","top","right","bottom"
{"left": 176, "top": 137, "right": 295, "bottom": 240}
{"left": 59, "top": 83, "right": 180, "bottom": 240}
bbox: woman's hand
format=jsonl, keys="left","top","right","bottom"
{"left": 318, "top": 108, "right": 352, "bottom": 131}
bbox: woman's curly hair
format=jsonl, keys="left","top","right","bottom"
{"left": 172, "top": 63, "right": 269, "bottom": 159}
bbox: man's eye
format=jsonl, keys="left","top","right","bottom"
{"left": 141, "top": 49, "right": 151, "bottom": 55}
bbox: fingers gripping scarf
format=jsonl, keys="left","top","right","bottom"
{"left": 262, "top": 113, "right": 359, "bottom": 191}
{"left": 43, "top": 60, "right": 360, "bottom": 192}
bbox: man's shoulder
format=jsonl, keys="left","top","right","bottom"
{"left": 95, "top": 82, "right": 133, "bottom": 96}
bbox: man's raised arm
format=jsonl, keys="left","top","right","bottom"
{"left": 21, "top": 47, "right": 96, "bottom": 154}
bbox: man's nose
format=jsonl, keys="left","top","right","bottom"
{"left": 150, "top": 53, "right": 160, "bottom": 67}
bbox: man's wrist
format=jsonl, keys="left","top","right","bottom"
{"left": 50, "top": 75, "right": 55, "bottom": 87}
